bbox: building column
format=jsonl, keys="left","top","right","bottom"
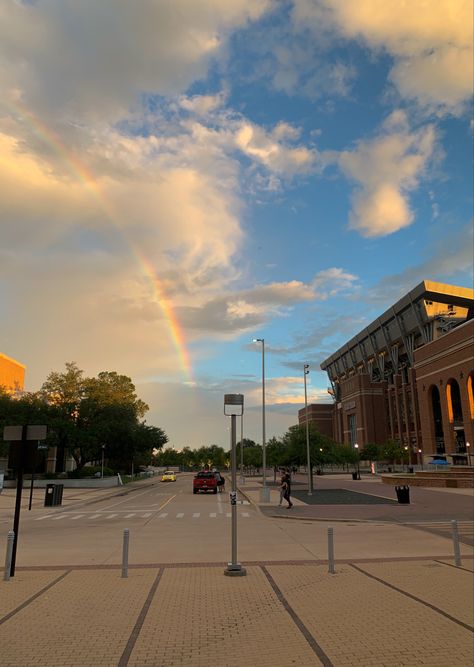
{"left": 439, "top": 381, "right": 455, "bottom": 455}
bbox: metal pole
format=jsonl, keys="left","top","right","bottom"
{"left": 240, "top": 413, "right": 245, "bottom": 485}
{"left": 231, "top": 414, "right": 237, "bottom": 566}
{"left": 122, "top": 528, "right": 130, "bottom": 578}
{"left": 10, "top": 426, "right": 27, "bottom": 577}
{"left": 261, "top": 339, "right": 267, "bottom": 499}
{"left": 451, "top": 520, "right": 462, "bottom": 567}
{"left": 225, "top": 413, "right": 246, "bottom": 576}
{"left": 101, "top": 445, "right": 105, "bottom": 478}
{"left": 304, "top": 364, "right": 312, "bottom": 495}
{"left": 328, "top": 527, "right": 335, "bottom": 574}
{"left": 3, "top": 531, "right": 15, "bottom": 581}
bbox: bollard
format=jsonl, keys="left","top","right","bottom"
{"left": 122, "top": 528, "right": 130, "bottom": 578}
{"left": 4, "top": 530, "right": 15, "bottom": 581}
{"left": 451, "top": 520, "right": 462, "bottom": 567}
{"left": 328, "top": 527, "right": 335, "bottom": 574}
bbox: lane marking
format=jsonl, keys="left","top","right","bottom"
{"left": 209, "top": 513, "right": 217, "bottom": 518}
{"left": 125, "top": 514, "right": 135, "bottom": 518}
{"left": 142, "top": 513, "right": 152, "bottom": 518}
{"left": 70, "top": 515, "right": 84, "bottom": 520}
{"left": 90, "top": 514, "right": 102, "bottom": 519}
{"left": 242, "top": 512, "right": 250, "bottom": 517}
{"left": 35, "top": 515, "right": 54, "bottom": 521}
{"left": 105, "top": 514, "right": 118, "bottom": 519}
{"left": 158, "top": 513, "right": 168, "bottom": 519}
{"left": 51, "top": 515, "right": 68, "bottom": 520}
{"left": 217, "top": 493, "right": 223, "bottom": 514}
{"left": 226, "top": 512, "right": 231, "bottom": 518}
{"left": 176, "top": 513, "right": 184, "bottom": 519}
{"left": 192, "top": 513, "right": 200, "bottom": 518}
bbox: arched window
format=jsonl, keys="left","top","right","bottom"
{"left": 430, "top": 385, "right": 445, "bottom": 454}
{"left": 468, "top": 374, "right": 474, "bottom": 420}
{"left": 446, "top": 379, "right": 464, "bottom": 424}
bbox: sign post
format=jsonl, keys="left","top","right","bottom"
{"left": 3, "top": 425, "right": 47, "bottom": 577}
{"left": 224, "top": 394, "right": 246, "bottom": 577}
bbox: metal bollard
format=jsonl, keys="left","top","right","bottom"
{"left": 451, "top": 520, "right": 462, "bottom": 567}
{"left": 328, "top": 527, "right": 335, "bottom": 574}
{"left": 122, "top": 528, "right": 130, "bottom": 578}
{"left": 4, "top": 531, "right": 15, "bottom": 581}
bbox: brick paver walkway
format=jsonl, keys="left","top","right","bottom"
{"left": 1, "top": 559, "right": 473, "bottom": 667}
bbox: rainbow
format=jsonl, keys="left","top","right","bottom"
{"left": 2, "top": 102, "right": 194, "bottom": 384}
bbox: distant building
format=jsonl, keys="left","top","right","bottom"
{"left": 300, "top": 281, "right": 473, "bottom": 466}
{"left": 0, "top": 353, "right": 25, "bottom": 394}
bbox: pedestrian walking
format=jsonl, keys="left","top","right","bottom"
{"left": 281, "top": 472, "right": 293, "bottom": 509}
{"left": 278, "top": 473, "right": 286, "bottom": 506}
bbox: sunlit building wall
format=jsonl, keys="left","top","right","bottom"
{"left": 0, "top": 353, "right": 25, "bottom": 394}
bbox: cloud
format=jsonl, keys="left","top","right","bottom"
{"left": 176, "top": 269, "right": 359, "bottom": 333}
{"left": 291, "top": 0, "right": 473, "bottom": 113}
{"left": 0, "top": 0, "right": 269, "bottom": 121}
{"left": 335, "top": 111, "right": 436, "bottom": 237}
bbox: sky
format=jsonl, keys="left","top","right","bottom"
{"left": 0, "top": 0, "right": 473, "bottom": 450}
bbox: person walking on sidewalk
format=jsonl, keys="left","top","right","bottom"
{"left": 278, "top": 472, "right": 286, "bottom": 506}
{"left": 281, "top": 472, "right": 293, "bottom": 509}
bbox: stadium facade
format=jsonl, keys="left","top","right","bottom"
{"left": 298, "top": 281, "right": 474, "bottom": 466}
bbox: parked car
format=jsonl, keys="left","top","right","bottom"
{"left": 161, "top": 470, "right": 176, "bottom": 482}
{"left": 193, "top": 471, "right": 218, "bottom": 494}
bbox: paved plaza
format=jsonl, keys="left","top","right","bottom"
{"left": 0, "top": 473, "right": 473, "bottom": 666}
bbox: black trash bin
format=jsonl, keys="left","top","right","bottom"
{"left": 408, "top": 466, "right": 414, "bottom": 473}
{"left": 352, "top": 472, "right": 358, "bottom": 480}
{"left": 395, "top": 485, "right": 410, "bottom": 504}
{"left": 44, "top": 483, "right": 64, "bottom": 507}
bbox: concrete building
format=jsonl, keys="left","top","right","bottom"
{"left": 301, "top": 281, "right": 473, "bottom": 466}
{"left": 0, "top": 353, "right": 25, "bottom": 394}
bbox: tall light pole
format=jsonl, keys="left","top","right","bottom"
{"left": 101, "top": 444, "right": 105, "bottom": 479}
{"left": 253, "top": 338, "right": 269, "bottom": 502}
{"left": 304, "top": 364, "right": 312, "bottom": 495}
{"left": 239, "top": 412, "right": 245, "bottom": 485}
{"left": 418, "top": 448, "right": 423, "bottom": 470}
{"left": 466, "top": 442, "right": 471, "bottom": 467}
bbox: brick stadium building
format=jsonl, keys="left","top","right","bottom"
{"left": 0, "top": 353, "right": 25, "bottom": 394}
{"left": 299, "top": 281, "right": 474, "bottom": 466}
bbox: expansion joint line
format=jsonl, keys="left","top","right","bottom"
{"left": 260, "top": 565, "right": 334, "bottom": 667}
{"left": 350, "top": 564, "right": 474, "bottom": 633}
{"left": 117, "top": 568, "right": 164, "bottom": 667}
{"left": 0, "top": 570, "right": 71, "bottom": 626}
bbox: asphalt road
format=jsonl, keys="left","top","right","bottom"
{"left": 0, "top": 473, "right": 473, "bottom": 568}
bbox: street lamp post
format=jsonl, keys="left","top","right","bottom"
{"left": 466, "top": 442, "right": 471, "bottom": 467}
{"left": 239, "top": 413, "right": 245, "bottom": 485}
{"left": 303, "top": 364, "right": 312, "bottom": 496}
{"left": 404, "top": 445, "right": 409, "bottom": 472}
{"left": 354, "top": 443, "right": 360, "bottom": 479}
{"left": 253, "top": 338, "right": 269, "bottom": 502}
{"left": 418, "top": 448, "right": 423, "bottom": 470}
{"left": 224, "top": 393, "right": 246, "bottom": 577}
{"left": 101, "top": 445, "right": 105, "bottom": 479}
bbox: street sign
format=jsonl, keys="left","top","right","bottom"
{"left": 3, "top": 425, "right": 47, "bottom": 441}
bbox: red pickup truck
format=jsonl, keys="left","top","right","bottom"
{"left": 193, "top": 471, "right": 223, "bottom": 494}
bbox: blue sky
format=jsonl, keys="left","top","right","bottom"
{"left": 0, "top": 1, "right": 472, "bottom": 448}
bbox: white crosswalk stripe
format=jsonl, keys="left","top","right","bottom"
{"left": 32, "top": 510, "right": 254, "bottom": 522}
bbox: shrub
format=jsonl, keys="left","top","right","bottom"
{"left": 68, "top": 465, "right": 115, "bottom": 478}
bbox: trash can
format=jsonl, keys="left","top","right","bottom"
{"left": 408, "top": 466, "right": 414, "bottom": 473}
{"left": 352, "top": 472, "right": 359, "bottom": 480}
{"left": 44, "top": 483, "right": 64, "bottom": 507}
{"left": 395, "top": 485, "right": 410, "bottom": 504}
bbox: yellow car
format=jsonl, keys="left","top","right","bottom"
{"left": 161, "top": 470, "right": 176, "bottom": 482}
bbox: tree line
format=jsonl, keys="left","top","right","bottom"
{"left": 153, "top": 425, "right": 409, "bottom": 472}
{"left": 0, "top": 362, "right": 168, "bottom": 475}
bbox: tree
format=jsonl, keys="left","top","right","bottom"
{"left": 360, "top": 442, "right": 382, "bottom": 464}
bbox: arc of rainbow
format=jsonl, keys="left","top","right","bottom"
{"left": 3, "top": 102, "right": 194, "bottom": 384}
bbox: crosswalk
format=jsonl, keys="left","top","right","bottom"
{"left": 403, "top": 520, "right": 474, "bottom": 546}
{"left": 35, "top": 510, "right": 253, "bottom": 523}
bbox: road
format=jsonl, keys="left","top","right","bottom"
{"left": 1, "top": 472, "right": 472, "bottom": 568}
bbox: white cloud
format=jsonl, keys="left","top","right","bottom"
{"left": 336, "top": 111, "right": 436, "bottom": 237}
{"left": 291, "top": 0, "right": 473, "bottom": 113}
